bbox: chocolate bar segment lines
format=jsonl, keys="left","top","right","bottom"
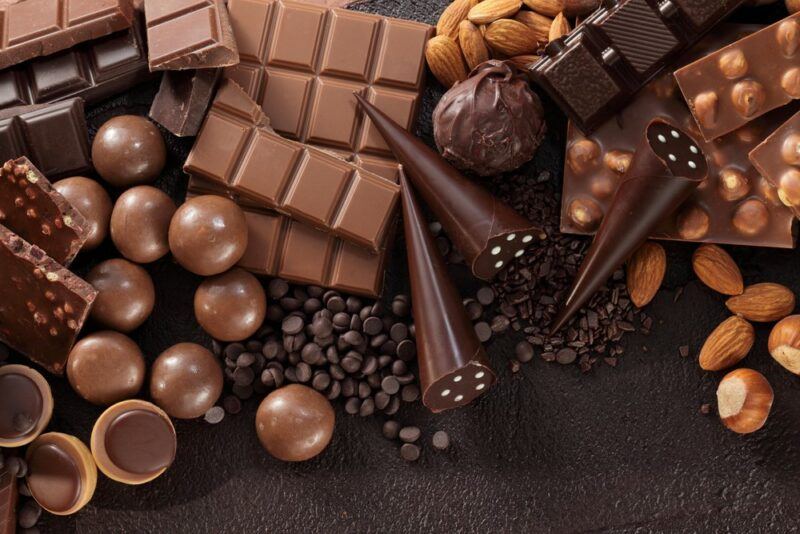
{"left": 749, "top": 110, "right": 800, "bottom": 217}
{"left": 0, "top": 465, "right": 17, "bottom": 534}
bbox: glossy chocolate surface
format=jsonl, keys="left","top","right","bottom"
{"left": 105, "top": 409, "right": 176, "bottom": 476}
{"left": 27, "top": 442, "right": 81, "bottom": 514}
{"left": 110, "top": 185, "right": 176, "bottom": 264}
{"left": 86, "top": 258, "right": 155, "bottom": 332}
{"left": 53, "top": 176, "right": 112, "bottom": 251}
{"left": 150, "top": 343, "right": 223, "bottom": 419}
{"left": 0, "top": 463, "right": 17, "bottom": 534}
{"left": 194, "top": 268, "right": 266, "bottom": 342}
{"left": 749, "top": 110, "right": 800, "bottom": 217}
{"left": 149, "top": 69, "right": 220, "bottom": 137}
{"left": 92, "top": 115, "right": 166, "bottom": 187}
{"left": 0, "top": 373, "right": 43, "bottom": 440}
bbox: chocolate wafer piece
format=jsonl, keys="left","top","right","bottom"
{"left": 0, "top": 465, "right": 17, "bottom": 534}
{"left": 0, "top": 225, "right": 96, "bottom": 374}
{"left": 0, "top": 157, "right": 88, "bottom": 265}
{"left": 401, "top": 169, "right": 495, "bottom": 413}
{"left": 749, "top": 110, "right": 800, "bottom": 217}
{"left": 149, "top": 69, "right": 221, "bottom": 137}
{"left": 675, "top": 14, "right": 800, "bottom": 141}
{"left": 0, "top": 0, "right": 135, "bottom": 70}
{"left": 144, "top": 0, "right": 239, "bottom": 71}
{"left": 0, "top": 98, "right": 91, "bottom": 179}
{"left": 185, "top": 80, "right": 399, "bottom": 253}
{"left": 552, "top": 119, "right": 707, "bottom": 333}
{"left": 355, "top": 94, "right": 544, "bottom": 281}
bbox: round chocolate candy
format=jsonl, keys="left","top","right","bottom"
{"left": 26, "top": 432, "right": 97, "bottom": 515}
{"left": 66, "top": 331, "right": 146, "bottom": 406}
{"left": 85, "top": 259, "right": 155, "bottom": 332}
{"left": 255, "top": 384, "right": 335, "bottom": 462}
{"left": 110, "top": 185, "right": 176, "bottom": 264}
{"left": 168, "top": 195, "right": 248, "bottom": 276}
{"left": 0, "top": 365, "right": 53, "bottom": 448}
{"left": 150, "top": 343, "right": 223, "bottom": 419}
{"left": 92, "top": 115, "right": 166, "bottom": 187}
{"left": 91, "top": 400, "right": 176, "bottom": 485}
{"left": 194, "top": 268, "right": 266, "bottom": 342}
{"left": 52, "top": 177, "right": 112, "bottom": 250}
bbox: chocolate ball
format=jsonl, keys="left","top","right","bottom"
{"left": 110, "top": 185, "right": 176, "bottom": 263}
{"left": 168, "top": 195, "right": 248, "bottom": 276}
{"left": 150, "top": 343, "right": 223, "bottom": 419}
{"left": 92, "top": 115, "right": 166, "bottom": 187}
{"left": 86, "top": 259, "right": 155, "bottom": 332}
{"left": 433, "top": 60, "right": 546, "bottom": 176}
{"left": 256, "top": 384, "right": 335, "bottom": 462}
{"left": 194, "top": 268, "right": 266, "bottom": 342}
{"left": 67, "top": 332, "right": 146, "bottom": 406}
{"left": 53, "top": 177, "right": 112, "bottom": 250}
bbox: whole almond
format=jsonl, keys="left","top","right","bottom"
{"left": 468, "top": 0, "right": 523, "bottom": 24}
{"left": 437, "top": 0, "right": 478, "bottom": 39}
{"left": 726, "top": 282, "right": 796, "bottom": 322}
{"left": 548, "top": 12, "right": 570, "bottom": 41}
{"left": 692, "top": 244, "right": 744, "bottom": 296}
{"left": 626, "top": 241, "right": 666, "bottom": 308}
{"left": 514, "top": 10, "right": 552, "bottom": 44}
{"left": 425, "top": 35, "right": 468, "bottom": 88}
{"left": 458, "top": 20, "right": 491, "bottom": 69}
{"left": 508, "top": 54, "right": 541, "bottom": 69}
{"left": 484, "top": 19, "right": 539, "bottom": 57}
{"left": 563, "top": 0, "right": 600, "bottom": 16}
{"left": 523, "top": 0, "right": 564, "bottom": 17}
{"left": 699, "top": 315, "right": 755, "bottom": 371}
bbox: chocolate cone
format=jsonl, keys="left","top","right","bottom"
{"left": 551, "top": 119, "right": 708, "bottom": 333}
{"left": 356, "top": 94, "right": 543, "bottom": 281}
{"left": 400, "top": 168, "right": 495, "bottom": 413}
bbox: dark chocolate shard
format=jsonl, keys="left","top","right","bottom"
{"left": 551, "top": 119, "right": 707, "bottom": 333}
{"left": 355, "top": 94, "right": 544, "bottom": 281}
{"left": 149, "top": 69, "right": 221, "bottom": 137}
{"left": 0, "top": 464, "right": 17, "bottom": 534}
{"left": 401, "top": 168, "right": 495, "bottom": 413}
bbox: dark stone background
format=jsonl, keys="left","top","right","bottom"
{"left": 14, "top": 2, "right": 800, "bottom": 532}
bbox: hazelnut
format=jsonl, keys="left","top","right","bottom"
{"left": 778, "top": 169, "right": 800, "bottom": 208}
{"left": 716, "top": 368, "right": 773, "bottom": 434}
{"left": 788, "top": 0, "right": 800, "bottom": 14}
{"left": 650, "top": 75, "right": 677, "bottom": 99}
{"left": 567, "top": 139, "right": 600, "bottom": 174}
{"left": 589, "top": 174, "right": 616, "bottom": 198}
{"left": 756, "top": 177, "right": 781, "bottom": 206}
{"left": 603, "top": 150, "right": 633, "bottom": 174}
{"left": 732, "top": 198, "right": 769, "bottom": 235}
{"left": 717, "top": 168, "right": 750, "bottom": 201}
{"left": 777, "top": 19, "right": 800, "bottom": 57}
{"left": 717, "top": 49, "right": 748, "bottom": 79}
{"left": 731, "top": 80, "right": 766, "bottom": 118}
{"left": 692, "top": 91, "right": 718, "bottom": 128}
{"left": 781, "top": 67, "right": 800, "bottom": 98}
{"left": 567, "top": 197, "right": 602, "bottom": 231}
{"left": 768, "top": 315, "right": 800, "bottom": 375}
{"left": 781, "top": 133, "right": 800, "bottom": 165}
{"left": 675, "top": 204, "right": 710, "bottom": 240}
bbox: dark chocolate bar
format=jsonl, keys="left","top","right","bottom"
{"left": 0, "top": 98, "right": 91, "bottom": 179}
{"left": 144, "top": 0, "right": 239, "bottom": 70}
{"left": 529, "top": 0, "right": 746, "bottom": 134}
{"left": 149, "top": 69, "right": 221, "bottom": 137}
{"left": 185, "top": 81, "right": 400, "bottom": 253}
{"left": 675, "top": 14, "right": 800, "bottom": 141}
{"left": 0, "top": 157, "right": 88, "bottom": 265}
{"left": 0, "top": 225, "right": 97, "bottom": 374}
{"left": 749, "top": 110, "right": 800, "bottom": 217}
{"left": 0, "top": 0, "right": 135, "bottom": 69}
{"left": 0, "top": 464, "right": 17, "bottom": 534}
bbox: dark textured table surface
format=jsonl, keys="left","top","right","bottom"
{"left": 16, "top": 2, "right": 800, "bottom": 533}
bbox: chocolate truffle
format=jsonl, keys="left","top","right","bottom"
{"left": 0, "top": 365, "right": 53, "bottom": 448}
{"left": 168, "top": 195, "right": 248, "bottom": 276}
{"left": 91, "top": 400, "right": 176, "bottom": 485}
{"left": 433, "top": 60, "right": 546, "bottom": 176}
{"left": 92, "top": 115, "right": 166, "bottom": 187}
{"left": 86, "top": 259, "right": 155, "bottom": 332}
{"left": 110, "top": 185, "right": 176, "bottom": 264}
{"left": 52, "top": 177, "right": 112, "bottom": 250}
{"left": 150, "top": 343, "right": 223, "bottom": 419}
{"left": 194, "top": 268, "right": 266, "bottom": 342}
{"left": 256, "top": 384, "right": 335, "bottom": 462}
{"left": 26, "top": 433, "right": 97, "bottom": 515}
{"left": 66, "top": 332, "right": 146, "bottom": 406}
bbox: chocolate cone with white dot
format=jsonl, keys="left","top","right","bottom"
{"left": 400, "top": 168, "right": 495, "bottom": 413}
{"left": 355, "top": 94, "right": 544, "bottom": 281}
{"left": 551, "top": 119, "right": 708, "bottom": 334}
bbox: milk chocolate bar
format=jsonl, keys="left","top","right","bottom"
{"left": 529, "top": 0, "right": 745, "bottom": 134}
{"left": 185, "top": 80, "right": 399, "bottom": 253}
{"left": 224, "top": 0, "right": 432, "bottom": 179}
{"left": 0, "top": 465, "right": 16, "bottom": 534}
{"left": 0, "top": 98, "right": 91, "bottom": 178}
{"left": 149, "top": 69, "right": 221, "bottom": 137}
{"left": 0, "top": 0, "right": 135, "bottom": 70}
{"left": 0, "top": 157, "right": 88, "bottom": 265}
{"left": 749, "top": 110, "right": 800, "bottom": 217}
{"left": 675, "top": 14, "right": 800, "bottom": 141}
{"left": 144, "top": 0, "right": 239, "bottom": 71}
{"left": 0, "top": 225, "right": 97, "bottom": 374}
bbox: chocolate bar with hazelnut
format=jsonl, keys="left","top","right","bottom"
{"left": 749, "top": 110, "right": 800, "bottom": 217}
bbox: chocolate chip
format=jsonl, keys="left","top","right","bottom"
{"left": 327, "top": 295, "right": 346, "bottom": 313}
{"left": 400, "top": 443, "right": 420, "bottom": 462}
{"left": 268, "top": 278, "right": 289, "bottom": 299}
{"left": 401, "top": 384, "right": 420, "bottom": 403}
{"left": 679, "top": 345, "right": 690, "bottom": 358}
{"left": 204, "top": 406, "right": 225, "bottom": 424}
{"left": 515, "top": 341, "right": 534, "bottom": 363}
{"left": 432, "top": 431, "right": 450, "bottom": 450}
{"left": 375, "top": 391, "right": 390, "bottom": 410}
{"left": 463, "top": 299, "right": 483, "bottom": 321}
{"left": 399, "top": 426, "right": 421, "bottom": 443}
{"left": 556, "top": 348, "right": 577, "bottom": 365}
{"left": 381, "top": 376, "right": 400, "bottom": 395}
{"left": 397, "top": 339, "right": 416, "bottom": 361}
{"left": 390, "top": 323, "right": 408, "bottom": 342}
{"left": 18, "top": 501, "right": 41, "bottom": 529}
{"left": 312, "top": 371, "right": 331, "bottom": 391}
{"left": 282, "top": 315, "right": 304, "bottom": 335}
{"left": 359, "top": 398, "right": 375, "bottom": 417}
{"left": 344, "top": 397, "right": 360, "bottom": 415}
{"left": 477, "top": 287, "right": 495, "bottom": 306}
{"left": 382, "top": 420, "right": 400, "bottom": 440}
{"left": 223, "top": 395, "right": 242, "bottom": 414}
{"left": 391, "top": 295, "right": 410, "bottom": 317}
{"left": 474, "top": 322, "right": 492, "bottom": 342}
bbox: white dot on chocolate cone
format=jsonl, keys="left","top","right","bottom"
{"left": 475, "top": 371, "right": 485, "bottom": 379}
{"left": 668, "top": 154, "right": 677, "bottom": 162}
{"left": 671, "top": 130, "right": 680, "bottom": 138}
{"left": 515, "top": 249, "right": 524, "bottom": 257}
{"left": 476, "top": 384, "right": 485, "bottom": 391}
{"left": 688, "top": 161, "right": 697, "bottom": 169}
{"left": 506, "top": 234, "right": 516, "bottom": 241}
{"left": 441, "top": 389, "right": 450, "bottom": 397}
{"left": 522, "top": 235, "right": 533, "bottom": 243}
{"left": 455, "top": 395, "right": 463, "bottom": 402}
{"left": 657, "top": 134, "right": 667, "bottom": 143}
{"left": 491, "top": 246, "right": 501, "bottom": 255}
{"left": 690, "top": 145, "right": 698, "bottom": 154}
{"left": 494, "top": 261, "right": 503, "bottom": 269}
{"left": 453, "top": 375, "right": 462, "bottom": 382}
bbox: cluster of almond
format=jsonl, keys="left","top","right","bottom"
{"left": 692, "top": 244, "right": 797, "bottom": 434}
{"left": 425, "top": 0, "right": 598, "bottom": 87}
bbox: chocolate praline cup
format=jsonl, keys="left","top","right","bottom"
{"left": 25, "top": 432, "right": 97, "bottom": 515}
{"left": 0, "top": 365, "right": 54, "bottom": 448}
{"left": 91, "top": 400, "right": 176, "bottom": 485}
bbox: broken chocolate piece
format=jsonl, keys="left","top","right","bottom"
{"left": 149, "top": 69, "right": 221, "bottom": 137}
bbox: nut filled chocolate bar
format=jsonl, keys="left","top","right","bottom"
{"left": 0, "top": 225, "right": 97, "bottom": 374}
{"left": 185, "top": 80, "right": 400, "bottom": 252}
{"left": 0, "top": 157, "right": 88, "bottom": 265}
{"left": 749, "top": 110, "right": 800, "bottom": 217}
{"left": 675, "top": 14, "right": 800, "bottom": 141}
{"left": 149, "top": 69, "right": 221, "bottom": 137}
{"left": 529, "top": 0, "right": 745, "bottom": 134}
{"left": 0, "top": 0, "right": 135, "bottom": 70}
{"left": 0, "top": 98, "right": 91, "bottom": 178}
{"left": 0, "top": 465, "right": 17, "bottom": 534}
{"left": 224, "top": 0, "right": 432, "bottom": 179}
